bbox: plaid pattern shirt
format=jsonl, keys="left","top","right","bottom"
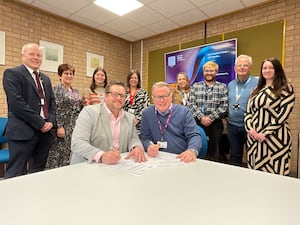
{"left": 188, "top": 81, "right": 228, "bottom": 121}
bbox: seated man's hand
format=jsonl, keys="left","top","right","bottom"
{"left": 176, "top": 149, "right": 197, "bottom": 163}
{"left": 101, "top": 149, "right": 121, "bottom": 165}
{"left": 147, "top": 143, "right": 160, "bottom": 157}
{"left": 125, "top": 146, "right": 147, "bottom": 163}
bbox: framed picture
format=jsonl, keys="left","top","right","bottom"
{"left": 86, "top": 52, "right": 104, "bottom": 77}
{"left": 0, "top": 31, "right": 5, "bottom": 65}
{"left": 39, "top": 40, "right": 63, "bottom": 72}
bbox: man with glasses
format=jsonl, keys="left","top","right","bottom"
{"left": 70, "top": 80, "right": 146, "bottom": 165}
{"left": 140, "top": 81, "right": 201, "bottom": 163}
{"left": 189, "top": 61, "right": 228, "bottom": 162}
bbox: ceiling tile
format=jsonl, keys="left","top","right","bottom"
{"left": 16, "top": 0, "right": 270, "bottom": 41}
{"left": 147, "top": 19, "right": 179, "bottom": 34}
{"left": 148, "top": 0, "right": 195, "bottom": 17}
{"left": 170, "top": 8, "right": 208, "bottom": 26}
{"left": 189, "top": 0, "right": 218, "bottom": 7}
{"left": 103, "top": 19, "right": 140, "bottom": 33}
{"left": 74, "top": 3, "right": 118, "bottom": 24}
{"left": 200, "top": 0, "right": 244, "bottom": 18}
{"left": 127, "top": 27, "right": 157, "bottom": 39}
{"left": 241, "top": 0, "right": 269, "bottom": 7}
{"left": 69, "top": 14, "right": 100, "bottom": 28}
{"left": 96, "top": 24, "right": 123, "bottom": 36}
{"left": 125, "top": 7, "right": 164, "bottom": 27}
{"left": 32, "top": 0, "right": 91, "bottom": 17}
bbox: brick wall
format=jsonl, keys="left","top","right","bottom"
{"left": 0, "top": 0, "right": 131, "bottom": 116}
{"left": 133, "top": 0, "right": 300, "bottom": 176}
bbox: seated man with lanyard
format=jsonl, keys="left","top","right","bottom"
{"left": 140, "top": 81, "right": 202, "bottom": 163}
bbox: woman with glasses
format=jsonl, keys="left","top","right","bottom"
{"left": 124, "top": 69, "right": 150, "bottom": 134}
{"left": 83, "top": 67, "right": 107, "bottom": 106}
{"left": 46, "top": 63, "right": 83, "bottom": 169}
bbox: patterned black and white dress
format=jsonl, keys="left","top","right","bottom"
{"left": 124, "top": 88, "right": 150, "bottom": 134}
{"left": 244, "top": 84, "right": 295, "bottom": 175}
{"left": 46, "top": 84, "right": 83, "bottom": 169}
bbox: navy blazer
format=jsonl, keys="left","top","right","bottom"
{"left": 3, "top": 65, "right": 56, "bottom": 140}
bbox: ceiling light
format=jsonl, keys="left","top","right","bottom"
{"left": 94, "top": 0, "right": 143, "bottom": 16}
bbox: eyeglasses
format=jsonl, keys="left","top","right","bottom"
{"left": 106, "top": 92, "right": 126, "bottom": 99}
{"left": 152, "top": 92, "right": 171, "bottom": 100}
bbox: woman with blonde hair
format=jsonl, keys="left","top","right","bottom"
{"left": 172, "top": 72, "right": 190, "bottom": 106}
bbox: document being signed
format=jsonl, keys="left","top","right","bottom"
{"left": 108, "top": 152, "right": 186, "bottom": 175}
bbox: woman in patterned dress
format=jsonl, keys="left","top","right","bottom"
{"left": 172, "top": 72, "right": 190, "bottom": 106}
{"left": 83, "top": 67, "right": 107, "bottom": 106}
{"left": 46, "top": 64, "right": 83, "bottom": 168}
{"left": 124, "top": 70, "right": 150, "bottom": 135}
{"left": 244, "top": 57, "right": 295, "bottom": 175}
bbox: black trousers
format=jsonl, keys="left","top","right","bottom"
{"left": 5, "top": 131, "right": 52, "bottom": 178}
{"left": 196, "top": 118, "right": 224, "bottom": 162}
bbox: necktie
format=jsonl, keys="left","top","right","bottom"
{"left": 33, "top": 71, "right": 49, "bottom": 119}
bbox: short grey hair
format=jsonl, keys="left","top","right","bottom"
{"left": 151, "top": 81, "right": 171, "bottom": 93}
{"left": 21, "top": 43, "right": 42, "bottom": 54}
{"left": 235, "top": 54, "right": 253, "bottom": 66}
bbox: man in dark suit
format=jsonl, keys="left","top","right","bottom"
{"left": 3, "top": 43, "right": 56, "bottom": 178}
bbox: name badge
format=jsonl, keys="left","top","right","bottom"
{"left": 157, "top": 141, "right": 167, "bottom": 149}
{"left": 41, "top": 99, "right": 45, "bottom": 105}
{"left": 128, "top": 108, "right": 135, "bottom": 114}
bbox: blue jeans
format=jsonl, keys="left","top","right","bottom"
{"left": 227, "top": 123, "right": 246, "bottom": 166}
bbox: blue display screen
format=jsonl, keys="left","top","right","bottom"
{"left": 165, "top": 38, "right": 237, "bottom": 85}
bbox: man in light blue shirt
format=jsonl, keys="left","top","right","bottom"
{"left": 228, "top": 55, "right": 258, "bottom": 166}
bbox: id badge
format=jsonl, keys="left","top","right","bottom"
{"left": 157, "top": 141, "right": 167, "bottom": 149}
{"left": 41, "top": 99, "right": 45, "bottom": 105}
{"left": 128, "top": 108, "right": 135, "bottom": 114}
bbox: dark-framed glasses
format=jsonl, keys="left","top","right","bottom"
{"left": 152, "top": 92, "right": 171, "bottom": 100}
{"left": 106, "top": 92, "right": 126, "bottom": 99}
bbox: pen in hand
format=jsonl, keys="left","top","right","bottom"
{"left": 101, "top": 147, "right": 121, "bottom": 165}
{"left": 148, "top": 141, "right": 159, "bottom": 157}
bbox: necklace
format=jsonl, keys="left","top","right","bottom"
{"left": 129, "top": 88, "right": 137, "bottom": 106}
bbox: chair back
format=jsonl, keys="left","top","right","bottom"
{"left": 0, "top": 117, "right": 8, "bottom": 144}
{"left": 197, "top": 125, "right": 208, "bottom": 159}
{"left": 0, "top": 117, "right": 9, "bottom": 164}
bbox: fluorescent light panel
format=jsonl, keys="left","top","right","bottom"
{"left": 94, "top": 0, "right": 143, "bottom": 16}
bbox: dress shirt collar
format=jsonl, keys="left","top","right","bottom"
{"left": 24, "top": 64, "right": 39, "bottom": 75}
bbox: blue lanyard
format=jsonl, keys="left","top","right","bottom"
{"left": 235, "top": 77, "right": 252, "bottom": 102}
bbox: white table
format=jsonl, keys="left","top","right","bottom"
{"left": 1, "top": 152, "right": 300, "bottom": 225}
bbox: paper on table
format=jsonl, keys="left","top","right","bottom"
{"left": 113, "top": 158, "right": 155, "bottom": 175}
{"left": 151, "top": 153, "right": 185, "bottom": 167}
{"left": 110, "top": 152, "right": 185, "bottom": 175}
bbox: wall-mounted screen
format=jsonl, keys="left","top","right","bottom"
{"left": 165, "top": 38, "right": 237, "bottom": 85}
